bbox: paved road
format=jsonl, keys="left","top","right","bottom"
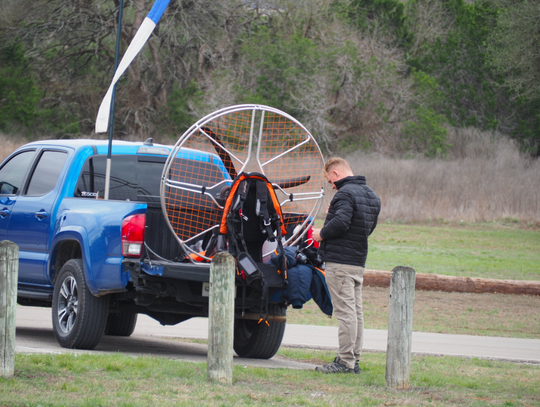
{"left": 15, "top": 306, "right": 540, "bottom": 369}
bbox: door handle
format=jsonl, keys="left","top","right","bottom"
{"left": 0, "top": 208, "right": 10, "bottom": 218}
{"left": 35, "top": 210, "right": 48, "bottom": 220}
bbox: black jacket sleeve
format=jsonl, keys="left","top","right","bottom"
{"left": 320, "top": 191, "right": 354, "bottom": 240}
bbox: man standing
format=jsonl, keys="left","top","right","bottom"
{"left": 312, "top": 157, "right": 381, "bottom": 374}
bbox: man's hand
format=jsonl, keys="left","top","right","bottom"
{"left": 312, "top": 228, "right": 323, "bottom": 243}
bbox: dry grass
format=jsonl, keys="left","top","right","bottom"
{"left": 0, "top": 133, "right": 25, "bottom": 162}
{"left": 363, "top": 287, "right": 540, "bottom": 339}
{"left": 337, "top": 128, "right": 540, "bottom": 225}
{"left": 3, "top": 129, "right": 539, "bottom": 226}
{"left": 287, "top": 286, "right": 540, "bottom": 339}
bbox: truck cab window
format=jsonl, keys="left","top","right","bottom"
{"left": 76, "top": 156, "right": 138, "bottom": 201}
{"left": 26, "top": 151, "right": 68, "bottom": 196}
{"left": 0, "top": 150, "right": 36, "bottom": 195}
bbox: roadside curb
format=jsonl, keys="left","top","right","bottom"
{"left": 158, "top": 317, "right": 540, "bottom": 365}
{"left": 15, "top": 306, "right": 540, "bottom": 366}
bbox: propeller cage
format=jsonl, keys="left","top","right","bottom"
{"left": 160, "top": 104, "right": 325, "bottom": 262}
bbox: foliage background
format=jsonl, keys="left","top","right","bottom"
{"left": 0, "top": 0, "right": 539, "bottom": 157}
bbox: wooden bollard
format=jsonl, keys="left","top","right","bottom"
{"left": 207, "top": 251, "right": 235, "bottom": 384}
{"left": 0, "top": 241, "right": 19, "bottom": 378}
{"left": 385, "top": 266, "right": 416, "bottom": 390}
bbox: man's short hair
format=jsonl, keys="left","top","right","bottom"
{"left": 324, "top": 157, "right": 352, "bottom": 174}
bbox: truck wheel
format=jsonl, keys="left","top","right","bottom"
{"left": 52, "top": 259, "right": 109, "bottom": 349}
{"left": 104, "top": 312, "right": 138, "bottom": 337}
{"left": 233, "top": 305, "right": 286, "bottom": 359}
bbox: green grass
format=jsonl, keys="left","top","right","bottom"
{"left": 3, "top": 222, "right": 537, "bottom": 406}
{"left": 301, "top": 220, "right": 540, "bottom": 338}
{"left": 1, "top": 352, "right": 538, "bottom": 406}
{"left": 366, "top": 221, "right": 540, "bottom": 281}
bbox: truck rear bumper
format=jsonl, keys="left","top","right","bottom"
{"left": 122, "top": 258, "right": 286, "bottom": 304}
{"left": 123, "top": 258, "right": 211, "bottom": 282}
{"left": 143, "top": 259, "right": 211, "bottom": 282}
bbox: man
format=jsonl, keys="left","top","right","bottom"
{"left": 312, "top": 157, "right": 381, "bottom": 374}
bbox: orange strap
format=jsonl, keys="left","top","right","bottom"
{"left": 315, "top": 266, "right": 326, "bottom": 277}
{"left": 265, "top": 181, "right": 287, "bottom": 236}
{"left": 219, "top": 173, "right": 246, "bottom": 234}
{"left": 189, "top": 251, "right": 208, "bottom": 262}
{"left": 219, "top": 173, "right": 287, "bottom": 236}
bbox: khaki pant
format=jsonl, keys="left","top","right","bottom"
{"left": 325, "top": 262, "right": 365, "bottom": 369}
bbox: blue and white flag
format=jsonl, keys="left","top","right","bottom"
{"left": 95, "top": 0, "right": 170, "bottom": 133}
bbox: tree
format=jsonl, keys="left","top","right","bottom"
{"left": 487, "top": 0, "right": 540, "bottom": 101}
{"left": 0, "top": 0, "right": 121, "bottom": 136}
{"left": 2, "top": 0, "right": 537, "bottom": 156}
{"left": 0, "top": 0, "right": 259, "bottom": 138}
{"left": 0, "top": 44, "right": 41, "bottom": 131}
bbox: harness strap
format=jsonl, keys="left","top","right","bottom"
{"left": 238, "top": 179, "right": 249, "bottom": 252}
{"left": 241, "top": 284, "right": 246, "bottom": 317}
{"left": 274, "top": 220, "right": 287, "bottom": 281}
{"left": 219, "top": 172, "right": 288, "bottom": 290}
{"left": 255, "top": 179, "right": 275, "bottom": 240}
{"left": 258, "top": 280, "right": 270, "bottom": 325}
{"left": 220, "top": 172, "right": 287, "bottom": 237}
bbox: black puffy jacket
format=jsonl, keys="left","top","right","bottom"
{"left": 319, "top": 175, "right": 380, "bottom": 267}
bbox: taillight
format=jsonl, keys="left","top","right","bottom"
{"left": 122, "top": 214, "right": 146, "bottom": 257}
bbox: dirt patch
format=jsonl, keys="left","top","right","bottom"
{"left": 363, "top": 286, "right": 540, "bottom": 339}
{"left": 287, "top": 287, "right": 540, "bottom": 340}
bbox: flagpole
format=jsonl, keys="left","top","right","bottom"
{"left": 104, "top": 0, "right": 124, "bottom": 200}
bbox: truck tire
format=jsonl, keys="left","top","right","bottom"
{"left": 233, "top": 305, "right": 286, "bottom": 359}
{"left": 52, "top": 259, "right": 109, "bottom": 349}
{"left": 104, "top": 312, "right": 138, "bottom": 337}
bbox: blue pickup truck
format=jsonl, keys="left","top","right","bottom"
{"left": 1, "top": 138, "right": 296, "bottom": 359}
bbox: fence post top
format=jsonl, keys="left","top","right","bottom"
{"left": 0, "top": 240, "right": 18, "bottom": 248}
{"left": 212, "top": 251, "right": 234, "bottom": 262}
{"left": 391, "top": 266, "right": 416, "bottom": 274}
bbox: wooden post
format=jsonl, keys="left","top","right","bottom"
{"left": 0, "top": 241, "right": 19, "bottom": 378}
{"left": 385, "top": 266, "right": 416, "bottom": 390}
{"left": 207, "top": 251, "right": 235, "bottom": 384}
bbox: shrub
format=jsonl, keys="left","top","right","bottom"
{"left": 0, "top": 44, "right": 40, "bottom": 130}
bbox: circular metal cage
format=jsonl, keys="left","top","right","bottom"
{"left": 160, "top": 104, "right": 325, "bottom": 262}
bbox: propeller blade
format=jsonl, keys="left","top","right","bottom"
{"left": 273, "top": 175, "right": 311, "bottom": 189}
{"left": 201, "top": 126, "right": 238, "bottom": 179}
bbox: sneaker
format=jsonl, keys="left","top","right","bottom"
{"left": 315, "top": 357, "right": 354, "bottom": 374}
{"left": 354, "top": 361, "right": 361, "bottom": 374}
